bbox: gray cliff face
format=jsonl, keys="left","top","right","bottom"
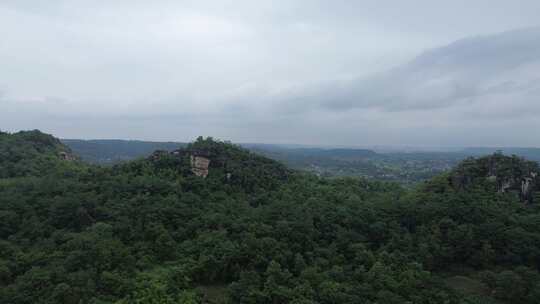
{"left": 449, "top": 153, "right": 539, "bottom": 204}
{"left": 521, "top": 177, "right": 535, "bottom": 203}
{"left": 59, "top": 151, "right": 76, "bottom": 161}
{"left": 149, "top": 149, "right": 212, "bottom": 178}
{"left": 190, "top": 155, "right": 210, "bottom": 178}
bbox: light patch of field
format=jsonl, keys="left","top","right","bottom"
{"left": 196, "top": 285, "right": 229, "bottom": 304}
{"left": 443, "top": 275, "right": 502, "bottom": 304}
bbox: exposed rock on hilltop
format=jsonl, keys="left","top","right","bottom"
{"left": 145, "top": 136, "right": 292, "bottom": 192}
{"left": 449, "top": 152, "right": 539, "bottom": 203}
{"left": 190, "top": 154, "right": 211, "bottom": 178}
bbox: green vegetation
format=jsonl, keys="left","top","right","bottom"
{"left": 1, "top": 130, "right": 540, "bottom": 303}
{"left": 0, "top": 130, "right": 80, "bottom": 178}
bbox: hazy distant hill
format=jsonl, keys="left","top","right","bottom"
{"left": 62, "top": 138, "right": 540, "bottom": 184}
{"left": 62, "top": 139, "right": 186, "bottom": 164}
{"left": 63, "top": 140, "right": 380, "bottom": 164}
{"left": 248, "top": 146, "right": 381, "bottom": 164}
{"left": 462, "top": 147, "right": 540, "bottom": 162}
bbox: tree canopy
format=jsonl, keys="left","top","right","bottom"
{"left": 1, "top": 130, "right": 540, "bottom": 303}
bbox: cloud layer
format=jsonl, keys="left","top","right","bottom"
{"left": 1, "top": 1, "right": 540, "bottom": 146}
{"left": 312, "top": 27, "right": 540, "bottom": 113}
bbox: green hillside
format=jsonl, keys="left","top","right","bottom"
{"left": 0, "top": 130, "right": 81, "bottom": 179}
{"left": 1, "top": 131, "right": 540, "bottom": 303}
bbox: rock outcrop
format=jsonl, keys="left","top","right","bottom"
{"left": 190, "top": 154, "right": 211, "bottom": 178}
{"left": 148, "top": 149, "right": 212, "bottom": 178}
{"left": 59, "top": 151, "right": 75, "bottom": 161}
{"left": 449, "top": 153, "right": 539, "bottom": 204}
{"left": 146, "top": 137, "right": 291, "bottom": 192}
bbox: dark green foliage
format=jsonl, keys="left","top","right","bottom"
{"left": 446, "top": 152, "right": 540, "bottom": 203}
{"left": 0, "top": 130, "right": 80, "bottom": 178}
{"left": 1, "top": 131, "right": 540, "bottom": 303}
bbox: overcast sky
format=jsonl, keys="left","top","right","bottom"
{"left": 1, "top": 1, "right": 540, "bottom": 147}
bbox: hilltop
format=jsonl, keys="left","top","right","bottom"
{"left": 0, "top": 130, "right": 78, "bottom": 178}
{"left": 139, "top": 136, "right": 292, "bottom": 193}
{"left": 448, "top": 153, "right": 539, "bottom": 204}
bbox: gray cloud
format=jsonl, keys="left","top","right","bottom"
{"left": 269, "top": 27, "right": 540, "bottom": 113}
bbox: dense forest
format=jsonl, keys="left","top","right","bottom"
{"left": 2, "top": 130, "right": 540, "bottom": 303}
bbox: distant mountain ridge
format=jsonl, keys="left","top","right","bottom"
{"left": 62, "top": 139, "right": 186, "bottom": 164}
{"left": 462, "top": 147, "right": 540, "bottom": 162}
{"left": 62, "top": 138, "right": 540, "bottom": 184}
{"left": 63, "top": 139, "right": 382, "bottom": 164}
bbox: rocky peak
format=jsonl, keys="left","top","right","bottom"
{"left": 148, "top": 148, "right": 212, "bottom": 178}
{"left": 0, "top": 130, "right": 80, "bottom": 178}
{"left": 145, "top": 137, "right": 291, "bottom": 193}
{"left": 449, "top": 153, "right": 539, "bottom": 204}
{"left": 59, "top": 151, "right": 76, "bottom": 161}
{"left": 190, "top": 154, "right": 211, "bottom": 178}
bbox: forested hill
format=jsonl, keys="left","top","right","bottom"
{"left": 449, "top": 153, "right": 540, "bottom": 203}
{"left": 2, "top": 130, "right": 540, "bottom": 303}
{"left": 0, "top": 130, "right": 79, "bottom": 178}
